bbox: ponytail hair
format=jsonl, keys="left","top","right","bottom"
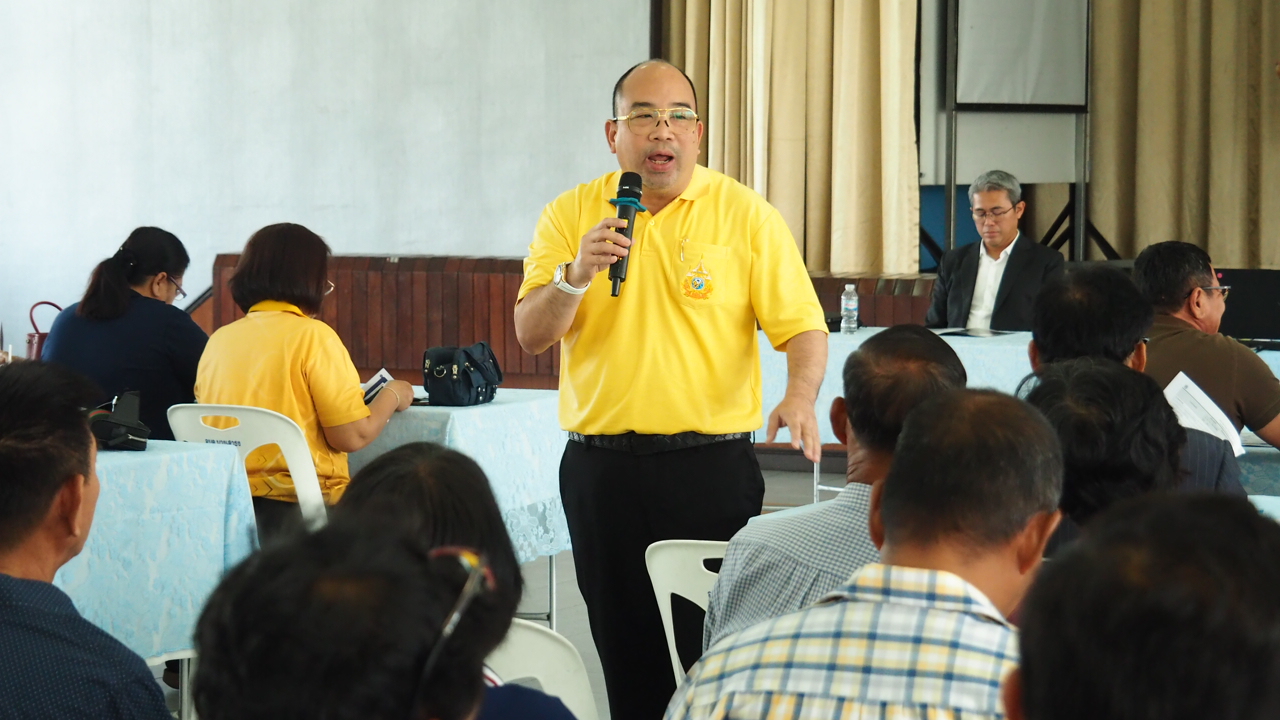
{"left": 79, "top": 227, "right": 190, "bottom": 320}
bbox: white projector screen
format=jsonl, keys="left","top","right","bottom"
{"left": 956, "top": 0, "right": 1088, "bottom": 107}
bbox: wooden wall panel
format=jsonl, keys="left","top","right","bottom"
{"left": 207, "top": 254, "right": 935, "bottom": 389}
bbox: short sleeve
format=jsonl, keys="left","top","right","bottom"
{"left": 749, "top": 210, "right": 828, "bottom": 349}
{"left": 1234, "top": 343, "right": 1280, "bottom": 431}
{"left": 518, "top": 201, "right": 578, "bottom": 302}
{"left": 304, "top": 323, "right": 372, "bottom": 428}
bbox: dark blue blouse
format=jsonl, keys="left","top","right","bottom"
{"left": 42, "top": 293, "right": 207, "bottom": 440}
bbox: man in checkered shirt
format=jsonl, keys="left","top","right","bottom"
{"left": 703, "top": 325, "right": 968, "bottom": 650}
{"left": 668, "top": 389, "right": 1063, "bottom": 720}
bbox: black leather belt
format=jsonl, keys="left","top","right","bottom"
{"left": 568, "top": 431, "right": 750, "bottom": 455}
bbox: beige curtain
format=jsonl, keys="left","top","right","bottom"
{"left": 664, "top": 0, "right": 920, "bottom": 275}
{"left": 1091, "top": 0, "right": 1280, "bottom": 266}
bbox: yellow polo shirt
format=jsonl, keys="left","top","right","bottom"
{"left": 194, "top": 301, "right": 371, "bottom": 503}
{"left": 519, "top": 165, "right": 826, "bottom": 435}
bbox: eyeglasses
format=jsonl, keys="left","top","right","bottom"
{"left": 324, "top": 280, "right": 335, "bottom": 296}
{"left": 971, "top": 206, "right": 1016, "bottom": 221}
{"left": 610, "top": 107, "right": 700, "bottom": 135}
{"left": 410, "top": 547, "right": 496, "bottom": 706}
{"left": 167, "top": 277, "right": 187, "bottom": 301}
{"left": 1187, "top": 284, "right": 1228, "bottom": 298}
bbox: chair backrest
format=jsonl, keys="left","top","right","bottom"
{"left": 644, "top": 539, "right": 728, "bottom": 686}
{"left": 485, "top": 618, "right": 598, "bottom": 720}
{"left": 168, "top": 404, "right": 328, "bottom": 530}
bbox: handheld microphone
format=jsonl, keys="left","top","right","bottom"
{"left": 608, "top": 172, "right": 646, "bottom": 297}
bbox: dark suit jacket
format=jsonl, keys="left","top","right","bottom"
{"left": 1045, "top": 428, "right": 1245, "bottom": 557}
{"left": 925, "top": 236, "right": 1065, "bottom": 331}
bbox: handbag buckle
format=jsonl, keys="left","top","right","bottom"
{"left": 433, "top": 365, "right": 447, "bottom": 378}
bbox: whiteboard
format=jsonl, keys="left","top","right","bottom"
{"left": 0, "top": 0, "right": 649, "bottom": 340}
{"left": 956, "top": 0, "right": 1088, "bottom": 107}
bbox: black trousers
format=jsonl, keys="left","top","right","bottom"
{"left": 252, "top": 496, "right": 303, "bottom": 544}
{"left": 560, "top": 437, "right": 764, "bottom": 720}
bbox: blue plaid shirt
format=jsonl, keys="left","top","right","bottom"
{"left": 669, "top": 563, "right": 1018, "bottom": 720}
{"left": 703, "top": 483, "right": 880, "bottom": 650}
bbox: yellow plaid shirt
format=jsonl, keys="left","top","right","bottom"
{"left": 667, "top": 563, "right": 1018, "bottom": 720}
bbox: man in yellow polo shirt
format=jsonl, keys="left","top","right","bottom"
{"left": 515, "top": 59, "right": 827, "bottom": 719}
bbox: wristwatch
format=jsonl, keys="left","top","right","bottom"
{"left": 552, "top": 262, "right": 590, "bottom": 295}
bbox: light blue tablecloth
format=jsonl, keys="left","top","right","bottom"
{"left": 759, "top": 328, "right": 1036, "bottom": 444}
{"left": 53, "top": 440, "right": 256, "bottom": 662}
{"left": 349, "top": 388, "right": 570, "bottom": 564}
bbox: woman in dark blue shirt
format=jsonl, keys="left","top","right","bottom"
{"left": 43, "top": 227, "right": 207, "bottom": 440}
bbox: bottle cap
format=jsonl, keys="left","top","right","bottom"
{"left": 845, "top": 284, "right": 856, "bottom": 291}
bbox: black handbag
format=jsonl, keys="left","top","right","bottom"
{"left": 422, "top": 342, "right": 503, "bottom": 406}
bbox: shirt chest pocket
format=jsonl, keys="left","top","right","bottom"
{"left": 670, "top": 240, "right": 739, "bottom": 310}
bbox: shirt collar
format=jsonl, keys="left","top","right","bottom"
{"left": 1152, "top": 314, "right": 1197, "bottom": 331}
{"left": 248, "top": 300, "right": 307, "bottom": 317}
{"left": 821, "top": 563, "right": 1012, "bottom": 628}
{"left": 982, "top": 232, "right": 1019, "bottom": 262}
{"left": 0, "top": 574, "right": 79, "bottom": 617}
{"left": 611, "top": 165, "right": 710, "bottom": 210}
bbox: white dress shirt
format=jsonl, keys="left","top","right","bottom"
{"left": 965, "top": 233, "right": 1019, "bottom": 329}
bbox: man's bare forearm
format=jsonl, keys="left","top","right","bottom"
{"left": 514, "top": 282, "right": 584, "bottom": 355}
{"left": 783, "top": 330, "right": 828, "bottom": 403}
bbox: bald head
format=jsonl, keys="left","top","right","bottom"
{"left": 612, "top": 60, "right": 699, "bottom": 117}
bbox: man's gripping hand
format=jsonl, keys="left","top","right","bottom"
{"left": 565, "top": 218, "right": 632, "bottom": 288}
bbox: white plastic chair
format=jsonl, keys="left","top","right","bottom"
{"left": 168, "top": 404, "right": 328, "bottom": 531}
{"left": 644, "top": 539, "right": 728, "bottom": 686}
{"left": 486, "top": 618, "right": 598, "bottom": 720}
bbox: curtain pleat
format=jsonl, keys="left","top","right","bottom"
{"left": 1090, "top": 0, "right": 1280, "bottom": 267}
{"left": 667, "top": 0, "right": 919, "bottom": 275}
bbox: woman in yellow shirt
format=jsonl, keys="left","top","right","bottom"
{"left": 195, "top": 223, "right": 413, "bottom": 537}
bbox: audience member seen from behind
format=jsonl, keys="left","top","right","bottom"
{"left": 669, "top": 390, "right": 1062, "bottom": 720}
{"left": 1029, "top": 266, "right": 1243, "bottom": 495}
{"left": 1005, "top": 494, "right": 1280, "bottom": 720}
{"left": 703, "top": 324, "right": 967, "bottom": 650}
{"left": 0, "top": 362, "right": 170, "bottom": 719}
{"left": 337, "top": 442, "right": 575, "bottom": 720}
{"left": 925, "top": 170, "right": 1065, "bottom": 331}
{"left": 1020, "top": 358, "right": 1184, "bottom": 554}
{"left": 1134, "top": 240, "right": 1280, "bottom": 447}
{"left": 42, "top": 227, "right": 207, "bottom": 440}
{"left": 195, "top": 223, "right": 413, "bottom": 538}
{"left": 194, "top": 519, "right": 505, "bottom": 720}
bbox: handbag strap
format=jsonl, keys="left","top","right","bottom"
{"left": 460, "top": 343, "right": 503, "bottom": 384}
{"left": 29, "top": 301, "right": 64, "bottom": 334}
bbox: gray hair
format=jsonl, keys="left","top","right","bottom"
{"left": 969, "top": 170, "right": 1022, "bottom": 207}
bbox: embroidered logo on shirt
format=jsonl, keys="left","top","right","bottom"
{"left": 682, "top": 260, "right": 715, "bottom": 300}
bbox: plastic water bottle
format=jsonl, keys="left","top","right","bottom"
{"left": 840, "top": 284, "right": 859, "bottom": 334}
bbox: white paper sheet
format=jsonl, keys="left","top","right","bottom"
{"left": 1164, "top": 372, "right": 1244, "bottom": 457}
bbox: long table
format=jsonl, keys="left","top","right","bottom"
{"left": 349, "top": 388, "right": 571, "bottom": 565}
{"left": 759, "top": 328, "right": 1037, "bottom": 445}
{"left": 53, "top": 441, "right": 256, "bottom": 662}
{"left": 758, "top": 328, "right": 1280, "bottom": 495}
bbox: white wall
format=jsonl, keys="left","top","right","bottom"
{"left": 0, "top": 0, "right": 649, "bottom": 342}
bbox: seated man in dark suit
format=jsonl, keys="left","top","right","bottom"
{"left": 0, "top": 362, "right": 171, "bottom": 720}
{"left": 1028, "top": 266, "right": 1244, "bottom": 497}
{"left": 926, "top": 170, "right": 1065, "bottom": 331}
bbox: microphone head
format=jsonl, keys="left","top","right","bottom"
{"left": 617, "top": 171, "right": 643, "bottom": 200}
